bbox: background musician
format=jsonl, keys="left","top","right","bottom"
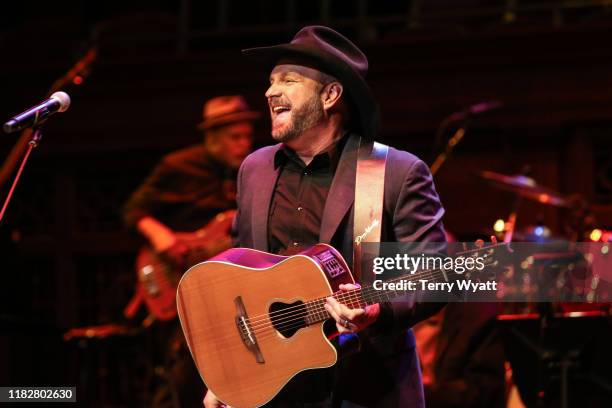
{"left": 123, "top": 95, "right": 259, "bottom": 407}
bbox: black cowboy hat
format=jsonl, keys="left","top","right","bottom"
{"left": 242, "top": 25, "right": 378, "bottom": 139}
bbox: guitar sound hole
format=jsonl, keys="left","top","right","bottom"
{"left": 269, "top": 301, "right": 307, "bottom": 338}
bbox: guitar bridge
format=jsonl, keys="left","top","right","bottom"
{"left": 234, "top": 296, "right": 265, "bottom": 364}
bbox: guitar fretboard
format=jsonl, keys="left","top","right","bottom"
{"left": 302, "top": 245, "right": 499, "bottom": 325}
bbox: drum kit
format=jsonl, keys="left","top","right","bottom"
{"left": 475, "top": 169, "right": 611, "bottom": 408}
{"left": 479, "top": 170, "right": 572, "bottom": 208}
{"left": 475, "top": 169, "right": 609, "bottom": 299}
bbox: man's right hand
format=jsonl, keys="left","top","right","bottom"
{"left": 136, "top": 216, "right": 177, "bottom": 252}
{"left": 137, "top": 216, "right": 189, "bottom": 267}
{"left": 203, "top": 390, "right": 228, "bottom": 408}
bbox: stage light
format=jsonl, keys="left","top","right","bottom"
{"left": 590, "top": 229, "right": 602, "bottom": 241}
{"left": 494, "top": 219, "right": 505, "bottom": 232}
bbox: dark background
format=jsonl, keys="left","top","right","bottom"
{"left": 1, "top": 1, "right": 611, "bottom": 406}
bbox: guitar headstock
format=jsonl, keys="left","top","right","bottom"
{"left": 457, "top": 237, "right": 513, "bottom": 281}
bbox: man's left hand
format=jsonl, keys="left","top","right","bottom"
{"left": 325, "top": 283, "right": 380, "bottom": 334}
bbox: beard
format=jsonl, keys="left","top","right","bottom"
{"left": 271, "top": 94, "right": 324, "bottom": 143}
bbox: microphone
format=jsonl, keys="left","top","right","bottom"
{"left": 448, "top": 100, "right": 503, "bottom": 121}
{"left": 3, "top": 91, "right": 71, "bottom": 134}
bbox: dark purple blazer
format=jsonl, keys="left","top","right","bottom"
{"left": 233, "top": 133, "right": 446, "bottom": 407}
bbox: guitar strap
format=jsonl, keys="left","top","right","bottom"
{"left": 353, "top": 138, "right": 389, "bottom": 280}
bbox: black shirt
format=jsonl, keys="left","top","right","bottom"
{"left": 265, "top": 136, "right": 346, "bottom": 404}
{"left": 268, "top": 137, "right": 346, "bottom": 255}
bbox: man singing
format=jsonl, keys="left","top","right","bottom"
{"left": 205, "top": 26, "right": 446, "bottom": 408}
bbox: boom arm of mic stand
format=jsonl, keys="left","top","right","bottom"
{"left": 0, "top": 47, "right": 97, "bottom": 190}
{"left": 430, "top": 126, "right": 466, "bottom": 176}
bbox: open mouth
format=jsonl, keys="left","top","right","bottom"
{"left": 271, "top": 105, "right": 291, "bottom": 117}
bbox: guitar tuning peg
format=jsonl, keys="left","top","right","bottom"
{"left": 462, "top": 242, "right": 468, "bottom": 251}
{"left": 475, "top": 239, "right": 484, "bottom": 249}
{"left": 490, "top": 235, "right": 498, "bottom": 244}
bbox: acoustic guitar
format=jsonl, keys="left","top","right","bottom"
{"left": 125, "top": 210, "right": 235, "bottom": 321}
{"left": 176, "top": 242, "right": 502, "bottom": 407}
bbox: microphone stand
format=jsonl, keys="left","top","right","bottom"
{"left": 430, "top": 101, "right": 502, "bottom": 176}
{"left": 0, "top": 127, "right": 43, "bottom": 224}
{"left": 430, "top": 125, "right": 466, "bottom": 176}
{"left": 0, "top": 47, "right": 96, "bottom": 189}
{"left": 0, "top": 46, "right": 96, "bottom": 225}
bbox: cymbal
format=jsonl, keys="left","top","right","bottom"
{"left": 478, "top": 170, "right": 570, "bottom": 207}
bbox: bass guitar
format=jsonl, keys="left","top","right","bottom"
{"left": 125, "top": 210, "right": 235, "bottom": 321}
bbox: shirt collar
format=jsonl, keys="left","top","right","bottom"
{"left": 273, "top": 133, "right": 349, "bottom": 171}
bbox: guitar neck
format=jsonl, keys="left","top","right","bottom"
{"left": 303, "top": 245, "right": 500, "bottom": 326}
{"left": 303, "top": 268, "right": 451, "bottom": 325}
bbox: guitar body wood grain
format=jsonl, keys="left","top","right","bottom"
{"left": 177, "top": 244, "right": 353, "bottom": 408}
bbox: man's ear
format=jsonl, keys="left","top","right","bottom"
{"left": 321, "top": 82, "right": 343, "bottom": 111}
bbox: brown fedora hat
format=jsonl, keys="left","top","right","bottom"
{"left": 197, "top": 95, "right": 260, "bottom": 130}
{"left": 242, "top": 25, "right": 379, "bottom": 139}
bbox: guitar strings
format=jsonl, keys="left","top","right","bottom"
{"left": 205, "top": 269, "right": 473, "bottom": 347}
{"left": 252, "top": 247, "right": 499, "bottom": 331}
{"left": 206, "top": 285, "right": 378, "bottom": 345}
{"left": 240, "top": 244, "right": 499, "bottom": 329}
{"left": 190, "top": 259, "right": 502, "bottom": 353}
{"left": 217, "top": 277, "right": 424, "bottom": 346}
{"left": 248, "top": 269, "right": 494, "bottom": 346}
{"left": 208, "top": 265, "right": 455, "bottom": 345}
{"left": 244, "top": 261, "right": 461, "bottom": 332}
{"left": 193, "top": 246, "right": 500, "bottom": 345}
{"left": 214, "top": 264, "right": 452, "bottom": 343}
{"left": 245, "top": 265, "right": 438, "bottom": 328}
